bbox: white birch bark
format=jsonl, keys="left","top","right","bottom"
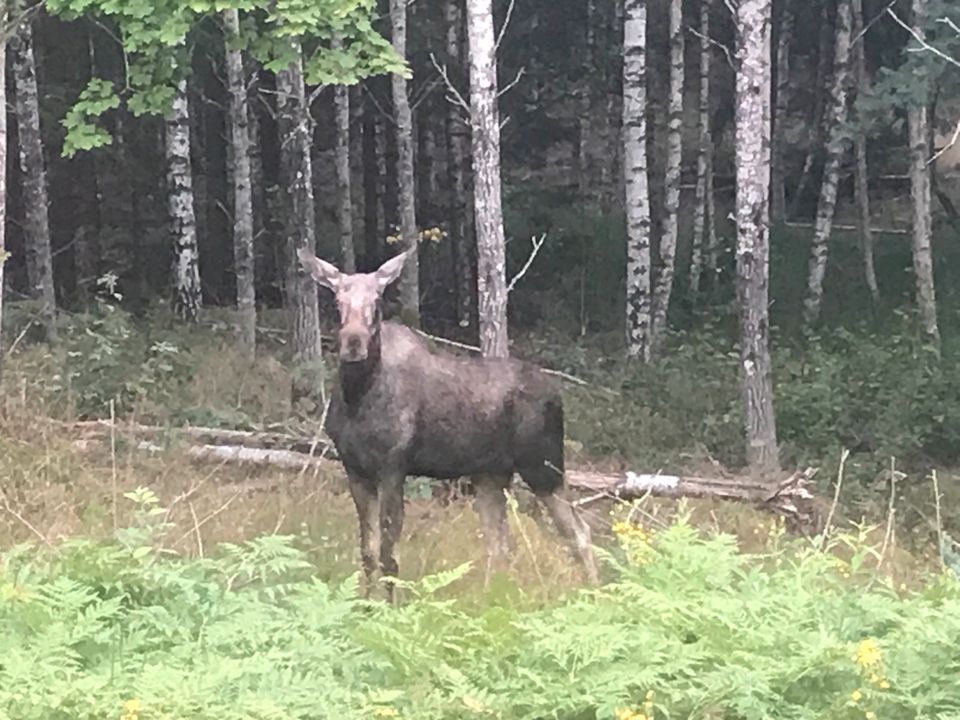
{"left": 467, "top": 0, "right": 509, "bottom": 358}
{"left": 445, "top": 0, "right": 475, "bottom": 332}
{"left": 690, "top": 0, "right": 712, "bottom": 298}
{"left": 224, "top": 8, "right": 256, "bottom": 360}
{"left": 770, "top": 0, "right": 795, "bottom": 222}
{"left": 276, "top": 46, "right": 324, "bottom": 411}
{"left": 851, "top": 0, "right": 879, "bottom": 304}
{"left": 11, "top": 9, "right": 57, "bottom": 341}
{"left": 908, "top": 0, "right": 939, "bottom": 346}
{"left": 802, "top": 0, "right": 853, "bottom": 327}
{"left": 349, "top": 85, "right": 365, "bottom": 257}
{"left": 623, "top": 0, "right": 652, "bottom": 361}
{"left": 735, "top": 0, "right": 779, "bottom": 473}
{"left": 650, "top": 0, "right": 683, "bottom": 350}
{"left": 389, "top": 0, "right": 420, "bottom": 327}
{"left": 164, "top": 79, "right": 203, "bottom": 322}
{"left": 332, "top": 36, "right": 356, "bottom": 274}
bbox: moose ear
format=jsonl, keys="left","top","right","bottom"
{"left": 297, "top": 247, "right": 342, "bottom": 291}
{"left": 374, "top": 249, "right": 410, "bottom": 292}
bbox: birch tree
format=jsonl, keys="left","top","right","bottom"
{"left": 445, "top": 0, "right": 475, "bottom": 333}
{"left": 802, "top": 0, "right": 854, "bottom": 327}
{"left": 907, "top": 0, "right": 939, "bottom": 346}
{"left": 623, "top": 0, "right": 652, "bottom": 361}
{"left": 770, "top": 0, "right": 794, "bottom": 222}
{"left": 11, "top": 6, "right": 57, "bottom": 341}
{"left": 333, "top": 35, "right": 356, "bottom": 274}
{"left": 165, "top": 79, "right": 203, "bottom": 322}
{"left": 0, "top": 13, "right": 7, "bottom": 381}
{"left": 467, "top": 0, "right": 508, "bottom": 358}
{"left": 734, "top": 0, "right": 779, "bottom": 473}
{"left": 650, "top": 0, "right": 684, "bottom": 351}
{"left": 224, "top": 7, "right": 256, "bottom": 359}
{"left": 389, "top": 0, "right": 420, "bottom": 327}
{"left": 851, "top": 0, "right": 879, "bottom": 304}
{"left": 689, "top": 0, "right": 713, "bottom": 298}
{"left": 276, "top": 46, "right": 324, "bottom": 411}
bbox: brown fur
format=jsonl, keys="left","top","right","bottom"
{"left": 298, "top": 248, "right": 598, "bottom": 599}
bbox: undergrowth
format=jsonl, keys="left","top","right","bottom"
{"left": 2, "top": 491, "right": 959, "bottom": 720}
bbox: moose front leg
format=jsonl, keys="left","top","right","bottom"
{"left": 473, "top": 474, "right": 514, "bottom": 588}
{"left": 378, "top": 474, "right": 406, "bottom": 605}
{"left": 346, "top": 472, "right": 380, "bottom": 597}
{"left": 538, "top": 488, "right": 600, "bottom": 585}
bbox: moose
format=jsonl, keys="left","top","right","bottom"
{"left": 298, "top": 247, "right": 599, "bottom": 600}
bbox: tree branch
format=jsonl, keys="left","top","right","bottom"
{"left": 887, "top": 7, "right": 960, "bottom": 70}
{"left": 497, "top": 67, "right": 525, "bottom": 98}
{"left": 494, "top": 0, "right": 516, "bottom": 53}
{"left": 930, "top": 118, "right": 960, "bottom": 166}
{"left": 506, "top": 233, "right": 547, "bottom": 293}
{"left": 686, "top": 25, "right": 735, "bottom": 70}
{"left": 429, "top": 51, "right": 470, "bottom": 114}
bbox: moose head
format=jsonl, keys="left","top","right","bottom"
{"left": 297, "top": 248, "right": 410, "bottom": 363}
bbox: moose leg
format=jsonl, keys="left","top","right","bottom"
{"left": 537, "top": 488, "right": 600, "bottom": 584}
{"left": 473, "top": 474, "right": 513, "bottom": 587}
{"left": 347, "top": 472, "right": 380, "bottom": 597}
{"left": 378, "top": 474, "right": 406, "bottom": 605}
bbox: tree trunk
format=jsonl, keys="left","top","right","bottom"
{"left": 445, "top": 0, "right": 475, "bottom": 335}
{"left": 0, "top": 15, "right": 7, "bottom": 383}
{"left": 802, "top": 0, "right": 853, "bottom": 327}
{"left": 332, "top": 37, "right": 356, "bottom": 274}
{"left": 276, "top": 46, "right": 324, "bottom": 412}
{"left": 851, "top": 0, "right": 879, "bottom": 305}
{"left": 908, "top": 0, "right": 939, "bottom": 347}
{"left": 735, "top": 0, "right": 779, "bottom": 474}
{"left": 690, "top": 0, "right": 712, "bottom": 299}
{"left": 466, "top": 0, "right": 509, "bottom": 359}
{"left": 224, "top": 8, "right": 256, "bottom": 360}
{"left": 165, "top": 79, "right": 203, "bottom": 322}
{"left": 650, "top": 0, "right": 684, "bottom": 351}
{"left": 770, "top": 0, "right": 794, "bottom": 222}
{"left": 11, "top": 9, "right": 57, "bottom": 342}
{"left": 704, "top": 149, "right": 720, "bottom": 292}
{"left": 362, "top": 90, "right": 381, "bottom": 269}
{"left": 623, "top": 0, "right": 653, "bottom": 362}
{"left": 349, "top": 85, "right": 366, "bottom": 259}
{"left": 790, "top": 2, "right": 834, "bottom": 217}
{"left": 389, "top": 0, "right": 420, "bottom": 327}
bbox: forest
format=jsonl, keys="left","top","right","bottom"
{"left": 2, "top": 0, "right": 960, "bottom": 717}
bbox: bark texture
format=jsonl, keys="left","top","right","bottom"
{"left": 224, "top": 8, "right": 256, "bottom": 360}
{"left": 276, "top": 47, "right": 324, "bottom": 412}
{"left": 11, "top": 11, "right": 57, "bottom": 341}
{"left": 771, "top": 0, "right": 794, "bottom": 222}
{"left": 802, "top": 0, "right": 853, "bottom": 327}
{"left": 908, "top": 0, "right": 939, "bottom": 346}
{"left": 164, "top": 79, "right": 203, "bottom": 322}
{"left": 650, "top": 0, "right": 684, "bottom": 350}
{"left": 0, "top": 17, "right": 6, "bottom": 381}
{"left": 389, "top": 0, "right": 420, "bottom": 327}
{"left": 735, "top": 0, "right": 779, "bottom": 474}
{"left": 689, "top": 0, "right": 713, "bottom": 298}
{"left": 851, "top": 0, "right": 879, "bottom": 304}
{"left": 467, "top": 0, "right": 509, "bottom": 359}
{"left": 623, "top": 0, "right": 652, "bottom": 362}
{"left": 445, "top": 0, "right": 475, "bottom": 334}
{"left": 333, "top": 37, "right": 356, "bottom": 274}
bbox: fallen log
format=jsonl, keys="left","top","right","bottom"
{"left": 67, "top": 419, "right": 821, "bottom": 526}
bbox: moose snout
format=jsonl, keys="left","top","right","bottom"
{"left": 339, "top": 330, "right": 368, "bottom": 361}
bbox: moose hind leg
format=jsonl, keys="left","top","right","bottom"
{"left": 378, "top": 474, "right": 406, "bottom": 604}
{"left": 347, "top": 472, "right": 380, "bottom": 597}
{"left": 537, "top": 487, "right": 600, "bottom": 584}
{"left": 473, "top": 474, "right": 514, "bottom": 587}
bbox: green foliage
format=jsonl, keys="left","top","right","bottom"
{"left": 60, "top": 79, "right": 121, "bottom": 157}
{"left": 3, "top": 508, "right": 960, "bottom": 719}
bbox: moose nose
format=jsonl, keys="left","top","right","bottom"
{"left": 340, "top": 332, "right": 367, "bottom": 361}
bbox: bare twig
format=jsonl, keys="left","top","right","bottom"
{"left": 497, "top": 67, "right": 525, "bottom": 99}
{"left": 306, "top": 83, "right": 328, "bottom": 110}
{"left": 887, "top": 8, "right": 960, "bottom": 70}
{"left": 851, "top": 0, "right": 898, "bottom": 46}
{"left": 110, "top": 399, "right": 118, "bottom": 534}
{"left": 5, "top": 321, "right": 34, "bottom": 357}
{"left": 878, "top": 457, "right": 900, "bottom": 569}
{"left": 0, "top": 486, "right": 52, "bottom": 547}
{"left": 687, "top": 25, "right": 735, "bottom": 70}
{"left": 429, "top": 52, "right": 470, "bottom": 113}
{"left": 819, "top": 448, "right": 849, "bottom": 551}
{"left": 930, "top": 119, "right": 960, "bottom": 166}
{"left": 173, "top": 490, "right": 243, "bottom": 548}
{"left": 494, "top": 0, "right": 516, "bottom": 53}
{"left": 784, "top": 220, "right": 909, "bottom": 235}
{"left": 932, "top": 470, "right": 945, "bottom": 571}
{"left": 506, "top": 233, "right": 547, "bottom": 293}
{"left": 189, "top": 502, "right": 204, "bottom": 558}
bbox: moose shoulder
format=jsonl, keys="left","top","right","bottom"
{"left": 298, "top": 247, "right": 598, "bottom": 600}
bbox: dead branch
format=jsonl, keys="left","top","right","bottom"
{"left": 931, "top": 119, "right": 960, "bottom": 166}
{"left": 784, "top": 220, "right": 909, "bottom": 235}
{"left": 429, "top": 52, "right": 470, "bottom": 114}
{"left": 887, "top": 7, "right": 960, "bottom": 70}
{"left": 506, "top": 233, "right": 547, "bottom": 293}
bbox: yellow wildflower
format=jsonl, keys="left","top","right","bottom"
{"left": 373, "top": 707, "right": 399, "bottom": 718}
{"left": 855, "top": 638, "right": 883, "bottom": 669}
{"left": 850, "top": 690, "right": 863, "bottom": 703}
{"left": 865, "top": 712, "right": 877, "bottom": 720}
{"left": 462, "top": 695, "right": 488, "bottom": 714}
{"left": 879, "top": 679, "right": 891, "bottom": 690}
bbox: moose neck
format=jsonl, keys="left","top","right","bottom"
{"left": 339, "top": 330, "right": 382, "bottom": 405}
